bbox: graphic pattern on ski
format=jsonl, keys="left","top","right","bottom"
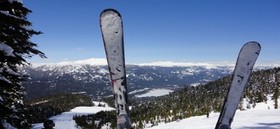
{"left": 215, "top": 41, "right": 261, "bottom": 129}
{"left": 100, "top": 9, "right": 132, "bottom": 129}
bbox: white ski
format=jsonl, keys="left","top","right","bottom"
{"left": 100, "top": 9, "right": 131, "bottom": 129}
{"left": 215, "top": 41, "right": 261, "bottom": 129}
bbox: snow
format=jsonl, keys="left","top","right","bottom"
{"left": 8, "top": 0, "right": 22, "bottom": 3}
{"left": 57, "top": 58, "right": 108, "bottom": 66}
{"left": 31, "top": 101, "right": 114, "bottom": 129}
{"left": 30, "top": 58, "right": 107, "bottom": 67}
{"left": 135, "top": 89, "right": 173, "bottom": 98}
{"left": 30, "top": 57, "right": 280, "bottom": 70}
{"left": 0, "top": 67, "right": 12, "bottom": 84}
{"left": 190, "top": 83, "right": 201, "bottom": 87}
{"left": 0, "top": 68, "right": 6, "bottom": 82}
{"left": 129, "top": 88, "right": 150, "bottom": 95}
{"left": 0, "top": 60, "right": 20, "bottom": 83}
{"left": 2, "top": 121, "right": 17, "bottom": 129}
{"left": 0, "top": 43, "right": 15, "bottom": 57}
{"left": 0, "top": 10, "right": 23, "bottom": 20}
{"left": 30, "top": 100, "right": 49, "bottom": 106}
{"left": 146, "top": 99, "right": 280, "bottom": 129}
{"left": 146, "top": 109, "right": 280, "bottom": 129}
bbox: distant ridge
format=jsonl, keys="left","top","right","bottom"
{"left": 31, "top": 58, "right": 108, "bottom": 67}
{"left": 57, "top": 58, "right": 108, "bottom": 66}
{"left": 136, "top": 61, "right": 235, "bottom": 68}
{"left": 30, "top": 58, "right": 280, "bottom": 68}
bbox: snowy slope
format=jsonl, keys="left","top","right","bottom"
{"left": 146, "top": 109, "right": 280, "bottom": 129}
{"left": 147, "top": 97, "right": 280, "bottom": 129}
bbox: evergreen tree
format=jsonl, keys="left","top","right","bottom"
{"left": 273, "top": 70, "right": 279, "bottom": 109}
{"left": 0, "top": 0, "right": 45, "bottom": 128}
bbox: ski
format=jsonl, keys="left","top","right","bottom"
{"left": 215, "top": 41, "right": 261, "bottom": 129}
{"left": 100, "top": 9, "right": 132, "bottom": 129}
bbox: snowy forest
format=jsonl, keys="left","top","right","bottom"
{"left": 0, "top": 0, "right": 45, "bottom": 128}
{"left": 72, "top": 67, "right": 280, "bottom": 129}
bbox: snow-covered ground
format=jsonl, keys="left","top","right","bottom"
{"left": 135, "top": 88, "right": 173, "bottom": 98}
{"left": 31, "top": 101, "right": 114, "bottom": 129}
{"left": 32, "top": 99, "right": 280, "bottom": 129}
{"left": 147, "top": 109, "right": 280, "bottom": 129}
{"left": 147, "top": 97, "right": 280, "bottom": 129}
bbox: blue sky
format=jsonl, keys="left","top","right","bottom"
{"left": 24, "top": 0, "right": 280, "bottom": 64}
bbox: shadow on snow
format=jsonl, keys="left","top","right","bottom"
{"left": 241, "top": 122, "right": 280, "bottom": 129}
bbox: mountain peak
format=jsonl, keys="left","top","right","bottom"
{"left": 31, "top": 58, "right": 108, "bottom": 67}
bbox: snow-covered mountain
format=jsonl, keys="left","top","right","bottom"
{"left": 21, "top": 58, "right": 267, "bottom": 99}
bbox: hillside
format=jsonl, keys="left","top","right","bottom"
{"left": 23, "top": 67, "right": 280, "bottom": 129}
{"left": 24, "top": 94, "right": 93, "bottom": 124}
{"left": 147, "top": 99, "right": 280, "bottom": 129}
{"left": 71, "top": 67, "right": 280, "bottom": 129}
{"left": 127, "top": 67, "right": 280, "bottom": 128}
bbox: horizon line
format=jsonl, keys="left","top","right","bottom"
{"left": 29, "top": 57, "right": 280, "bottom": 67}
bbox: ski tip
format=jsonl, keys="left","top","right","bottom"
{"left": 245, "top": 41, "right": 261, "bottom": 49}
{"left": 100, "top": 8, "right": 122, "bottom": 18}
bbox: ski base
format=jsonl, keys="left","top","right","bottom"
{"left": 215, "top": 41, "right": 261, "bottom": 129}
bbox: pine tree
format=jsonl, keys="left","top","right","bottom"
{"left": 273, "top": 70, "right": 279, "bottom": 109}
{"left": 0, "top": 0, "right": 45, "bottom": 128}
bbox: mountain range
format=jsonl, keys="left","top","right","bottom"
{"left": 21, "top": 58, "right": 272, "bottom": 100}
